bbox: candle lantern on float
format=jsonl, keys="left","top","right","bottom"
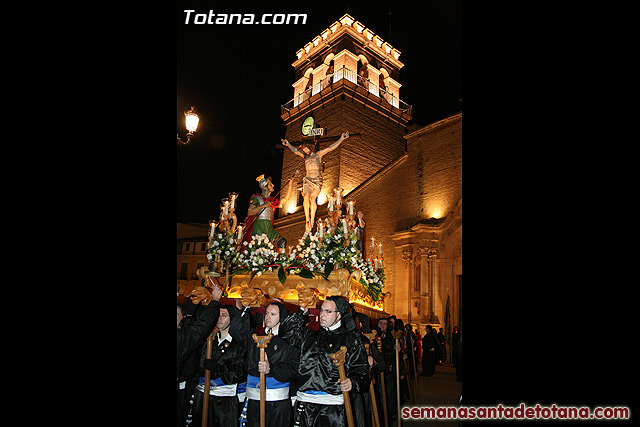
{"left": 219, "top": 194, "right": 238, "bottom": 233}
{"left": 327, "top": 194, "right": 335, "bottom": 211}
{"left": 346, "top": 199, "right": 355, "bottom": 216}
{"left": 327, "top": 188, "right": 344, "bottom": 228}
{"left": 208, "top": 220, "right": 219, "bottom": 239}
{"left": 334, "top": 187, "right": 343, "bottom": 206}
{"left": 317, "top": 219, "right": 325, "bottom": 244}
{"left": 205, "top": 191, "right": 241, "bottom": 277}
{"left": 345, "top": 199, "right": 356, "bottom": 229}
{"left": 228, "top": 192, "right": 239, "bottom": 210}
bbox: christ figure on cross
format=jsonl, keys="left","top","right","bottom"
{"left": 282, "top": 131, "right": 349, "bottom": 233}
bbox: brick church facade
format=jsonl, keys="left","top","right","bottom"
{"left": 273, "top": 14, "right": 462, "bottom": 331}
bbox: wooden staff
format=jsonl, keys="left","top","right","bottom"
{"left": 409, "top": 333, "right": 419, "bottom": 399}
{"left": 395, "top": 330, "right": 415, "bottom": 405}
{"left": 375, "top": 335, "right": 389, "bottom": 427}
{"left": 363, "top": 332, "right": 381, "bottom": 427}
{"left": 201, "top": 326, "right": 219, "bottom": 427}
{"left": 252, "top": 333, "right": 274, "bottom": 427}
{"left": 391, "top": 331, "right": 404, "bottom": 426}
{"left": 330, "top": 346, "right": 355, "bottom": 427}
{"left": 401, "top": 345, "right": 415, "bottom": 405}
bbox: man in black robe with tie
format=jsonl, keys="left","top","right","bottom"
{"left": 280, "top": 295, "right": 370, "bottom": 427}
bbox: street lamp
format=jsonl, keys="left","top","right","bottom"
{"left": 177, "top": 106, "right": 200, "bottom": 146}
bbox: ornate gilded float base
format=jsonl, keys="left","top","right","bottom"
{"left": 226, "top": 268, "right": 386, "bottom": 312}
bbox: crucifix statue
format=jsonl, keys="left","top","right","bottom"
{"left": 281, "top": 131, "right": 350, "bottom": 233}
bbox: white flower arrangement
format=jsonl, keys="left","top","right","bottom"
{"left": 212, "top": 227, "right": 385, "bottom": 301}
{"left": 236, "top": 233, "right": 279, "bottom": 272}
{"left": 206, "top": 230, "right": 239, "bottom": 265}
{"left": 291, "top": 225, "right": 385, "bottom": 301}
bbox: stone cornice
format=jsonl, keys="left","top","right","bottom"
{"left": 292, "top": 14, "right": 404, "bottom": 71}
{"left": 404, "top": 112, "right": 462, "bottom": 140}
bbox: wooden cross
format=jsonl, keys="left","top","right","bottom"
{"left": 275, "top": 133, "right": 361, "bottom": 149}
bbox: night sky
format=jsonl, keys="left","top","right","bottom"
{"left": 177, "top": 1, "right": 461, "bottom": 225}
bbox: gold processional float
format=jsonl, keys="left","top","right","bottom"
{"left": 196, "top": 187, "right": 390, "bottom": 312}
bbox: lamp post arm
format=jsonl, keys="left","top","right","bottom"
{"left": 177, "top": 132, "right": 195, "bottom": 146}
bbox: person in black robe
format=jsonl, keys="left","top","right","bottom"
{"left": 404, "top": 324, "right": 417, "bottom": 379}
{"left": 178, "top": 302, "right": 206, "bottom": 427}
{"left": 179, "top": 303, "right": 200, "bottom": 427}
{"left": 389, "top": 317, "right": 410, "bottom": 405}
{"left": 421, "top": 325, "right": 436, "bottom": 377}
{"left": 177, "top": 287, "right": 223, "bottom": 373}
{"left": 187, "top": 305, "right": 247, "bottom": 427}
{"left": 401, "top": 324, "right": 418, "bottom": 405}
{"left": 178, "top": 287, "right": 223, "bottom": 427}
{"left": 435, "top": 328, "right": 445, "bottom": 365}
{"left": 375, "top": 317, "right": 403, "bottom": 426}
{"left": 387, "top": 315, "right": 397, "bottom": 331}
{"left": 353, "top": 311, "right": 386, "bottom": 427}
{"left": 230, "top": 301, "right": 300, "bottom": 427}
{"left": 279, "top": 295, "right": 370, "bottom": 427}
{"left": 452, "top": 325, "right": 462, "bottom": 382}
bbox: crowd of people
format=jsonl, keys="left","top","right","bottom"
{"left": 177, "top": 286, "right": 462, "bottom": 427}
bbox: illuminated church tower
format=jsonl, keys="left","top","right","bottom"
{"left": 274, "top": 14, "right": 462, "bottom": 328}
{"left": 276, "top": 14, "right": 412, "bottom": 236}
